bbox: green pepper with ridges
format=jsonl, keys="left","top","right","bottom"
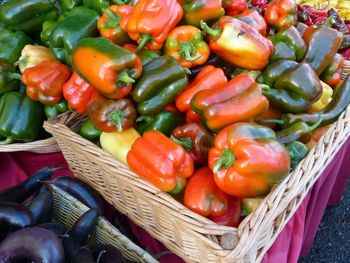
{"left": 62, "top": 0, "right": 83, "bottom": 13}
{"left": 0, "top": 61, "right": 21, "bottom": 95}
{"left": 0, "top": 29, "right": 31, "bottom": 64}
{"left": 40, "top": 15, "right": 66, "bottom": 47}
{"left": 285, "top": 141, "right": 309, "bottom": 170}
{"left": 78, "top": 117, "right": 102, "bottom": 141}
{"left": 44, "top": 99, "right": 69, "bottom": 119}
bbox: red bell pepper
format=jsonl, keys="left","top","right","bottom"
{"left": 320, "top": 53, "right": 345, "bottom": 88}
{"left": 264, "top": 0, "right": 298, "bottom": 30}
{"left": 222, "top": 0, "right": 248, "bottom": 16}
{"left": 235, "top": 9, "right": 267, "bottom": 37}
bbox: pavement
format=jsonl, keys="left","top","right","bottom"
{"left": 298, "top": 179, "right": 350, "bottom": 263}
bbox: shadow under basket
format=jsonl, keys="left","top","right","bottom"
{"left": 50, "top": 184, "right": 158, "bottom": 263}
{"left": 43, "top": 67, "right": 350, "bottom": 263}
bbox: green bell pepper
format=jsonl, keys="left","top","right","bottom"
{"left": 44, "top": 99, "right": 69, "bottom": 119}
{"left": 0, "top": 20, "right": 7, "bottom": 31}
{"left": 0, "top": 29, "right": 31, "bottom": 65}
{"left": 136, "top": 111, "right": 185, "bottom": 137}
{"left": 285, "top": 141, "right": 309, "bottom": 170}
{"left": 40, "top": 14, "right": 66, "bottom": 47}
{"left": 0, "top": 0, "right": 58, "bottom": 34}
{"left": 78, "top": 117, "right": 102, "bottom": 141}
{"left": 0, "top": 60, "right": 21, "bottom": 95}
{"left": 138, "top": 50, "right": 160, "bottom": 66}
{"left": 132, "top": 55, "right": 188, "bottom": 115}
{"left": 262, "top": 63, "right": 323, "bottom": 113}
{"left": 256, "top": 60, "right": 298, "bottom": 87}
{"left": 49, "top": 6, "right": 99, "bottom": 65}
{"left": 0, "top": 92, "right": 44, "bottom": 144}
{"left": 62, "top": 0, "right": 83, "bottom": 13}
{"left": 268, "top": 25, "right": 307, "bottom": 63}
{"left": 83, "top": 0, "right": 110, "bottom": 14}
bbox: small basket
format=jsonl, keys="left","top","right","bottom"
{"left": 44, "top": 67, "right": 350, "bottom": 263}
{"left": 50, "top": 184, "right": 159, "bottom": 263}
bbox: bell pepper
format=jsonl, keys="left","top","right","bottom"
{"left": 285, "top": 141, "right": 309, "bottom": 170}
{"left": 241, "top": 197, "right": 264, "bottom": 217}
{"left": 0, "top": 29, "right": 31, "bottom": 65}
{"left": 44, "top": 99, "right": 69, "bottom": 119}
{"left": 255, "top": 105, "right": 282, "bottom": 129}
{"left": 186, "top": 108, "right": 202, "bottom": 123}
{"left": 0, "top": 61, "right": 20, "bottom": 96}
{"left": 302, "top": 16, "right": 343, "bottom": 76}
{"left": 49, "top": 7, "right": 100, "bottom": 65}
{"left": 164, "top": 26, "right": 210, "bottom": 69}
{"left": 171, "top": 123, "right": 215, "bottom": 165}
{"left": 222, "top": 0, "right": 248, "bottom": 16}
{"left": 122, "top": 44, "right": 160, "bottom": 66}
{"left": 62, "top": 72, "right": 99, "bottom": 114}
{"left": 262, "top": 63, "right": 323, "bottom": 113}
{"left": 234, "top": 9, "right": 267, "bottom": 37}
{"left": 87, "top": 93, "right": 137, "bottom": 133}
{"left": 126, "top": 130, "right": 194, "bottom": 193}
{"left": 97, "top": 5, "right": 133, "bottom": 46}
{"left": 132, "top": 55, "right": 188, "bottom": 115}
{"left": 268, "top": 25, "right": 307, "bottom": 63}
{"left": 308, "top": 81, "right": 333, "bottom": 113}
{"left": 0, "top": 0, "right": 58, "bottom": 34}
{"left": 83, "top": 0, "right": 121, "bottom": 14}
{"left": 191, "top": 74, "right": 269, "bottom": 132}
{"left": 279, "top": 76, "right": 350, "bottom": 127}
{"left": 175, "top": 65, "right": 228, "bottom": 123}
{"left": 183, "top": 167, "right": 241, "bottom": 227}
{"left": 40, "top": 14, "right": 66, "bottom": 47}
{"left": 256, "top": 60, "right": 298, "bottom": 87}
{"left": 126, "top": 0, "right": 183, "bottom": 51}
{"left": 79, "top": 117, "right": 102, "bottom": 142}
{"left": 264, "top": 0, "right": 298, "bottom": 30}
{"left": 183, "top": 0, "right": 225, "bottom": 28}
{"left": 136, "top": 111, "right": 185, "bottom": 137}
{"left": 305, "top": 124, "right": 332, "bottom": 150}
{"left": 101, "top": 127, "right": 140, "bottom": 164}
{"left": 73, "top": 37, "right": 142, "bottom": 100}
{"left": 320, "top": 53, "right": 345, "bottom": 88}
{"left": 61, "top": 0, "right": 83, "bottom": 13}
{"left": 200, "top": 16, "right": 273, "bottom": 70}
{"left": 22, "top": 60, "right": 71, "bottom": 105}
{"left": 15, "top": 45, "right": 56, "bottom": 73}
{"left": 208, "top": 122, "right": 291, "bottom": 197}
{"left": 0, "top": 92, "right": 44, "bottom": 144}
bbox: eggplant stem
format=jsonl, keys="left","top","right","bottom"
{"left": 96, "top": 250, "right": 107, "bottom": 263}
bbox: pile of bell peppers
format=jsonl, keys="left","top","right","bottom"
{"left": 0, "top": 0, "right": 350, "bottom": 227}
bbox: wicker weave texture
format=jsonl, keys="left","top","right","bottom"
{"left": 44, "top": 66, "right": 350, "bottom": 263}
{"left": 51, "top": 184, "right": 158, "bottom": 263}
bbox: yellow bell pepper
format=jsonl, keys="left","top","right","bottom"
{"left": 100, "top": 127, "right": 140, "bottom": 165}
{"left": 16, "top": 45, "right": 55, "bottom": 73}
{"left": 308, "top": 81, "right": 333, "bottom": 113}
{"left": 241, "top": 197, "right": 264, "bottom": 216}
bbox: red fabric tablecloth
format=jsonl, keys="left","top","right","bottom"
{"left": 1, "top": 138, "right": 350, "bottom": 263}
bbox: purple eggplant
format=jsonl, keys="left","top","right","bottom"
{"left": 69, "top": 208, "right": 100, "bottom": 246}
{"left": 91, "top": 244, "right": 131, "bottom": 263}
{"left": 71, "top": 247, "right": 95, "bottom": 263}
{"left": 27, "top": 190, "right": 53, "bottom": 225}
{"left": 36, "top": 223, "right": 69, "bottom": 236}
{"left": 0, "top": 167, "right": 68, "bottom": 203}
{"left": 0, "top": 227, "right": 65, "bottom": 263}
{"left": 47, "top": 177, "right": 104, "bottom": 214}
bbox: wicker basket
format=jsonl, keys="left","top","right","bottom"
{"left": 343, "top": 60, "right": 350, "bottom": 79}
{"left": 44, "top": 65, "right": 350, "bottom": 263}
{"left": 50, "top": 184, "right": 158, "bottom": 263}
{"left": 0, "top": 111, "right": 85, "bottom": 153}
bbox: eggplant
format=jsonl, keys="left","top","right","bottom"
{"left": 0, "top": 167, "right": 68, "bottom": 203}
{"left": 27, "top": 190, "right": 53, "bottom": 225}
{"left": 0, "top": 202, "right": 33, "bottom": 239}
{"left": 91, "top": 244, "right": 132, "bottom": 263}
{"left": 47, "top": 177, "right": 104, "bottom": 214}
{"left": 0, "top": 227, "right": 65, "bottom": 263}
{"left": 71, "top": 247, "right": 95, "bottom": 263}
{"left": 69, "top": 208, "right": 100, "bottom": 246}
{"left": 36, "top": 223, "right": 69, "bottom": 236}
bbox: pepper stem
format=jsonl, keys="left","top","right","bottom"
{"left": 137, "top": 33, "right": 153, "bottom": 52}
{"left": 102, "top": 8, "right": 121, "bottom": 28}
{"left": 323, "top": 15, "right": 335, "bottom": 28}
{"left": 179, "top": 41, "right": 201, "bottom": 61}
{"left": 258, "top": 119, "right": 285, "bottom": 126}
{"left": 96, "top": 250, "right": 107, "bottom": 263}
{"left": 170, "top": 135, "right": 192, "bottom": 152}
{"left": 200, "top": 20, "right": 221, "bottom": 41}
{"left": 309, "top": 114, "right": 323, "bottom": 131}
{"left": 108, "top": 109, "right": 124, "bottom": 132}
{"left": 0, "top": 137, "right": 14, "bottom": 145}
{"left": 117, "top": 69, "right": 135, "bottom": 87}
{"left": 7, "top": 72, "right": 22, "bottom": 81}
{"left": 14, "top": 57, "right": 28, "bottom": 67}
{"left": 212, "top": 149, "right": 236, "bottom": 173}
{"left": 183, "top": 67, "right": 191, "bottom": 74}
{"left": 260, "top": 84, "right": 270, "bottom": 92}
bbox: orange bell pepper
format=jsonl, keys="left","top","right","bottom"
{"left": 126, "top": 0, "right": 183, "bottom": 51}
{"left": 191, "top": 74, "right": 269, "bottom": 132}
{"left": 200, "top": 16, "right": 273, "bottom": 70}
{"left": 126, "top": 130, "right": 194, "bottom": 193}
{"left": 184, "top": 167, "right": 241, "bottom": 227}
{"left": 175, "top": 65, "right": 228, "bottom": 123}
{"left": 208, "top": 122, "right": 291, "bottom": 197}
{"left": 164, "top": 26, "right": 210, "bottom": 69}
{"left": 22, "top": 61, "right": 71, "bottom": 105}
{"left": 264, "top": 0, "right": 298, "bottom": 30}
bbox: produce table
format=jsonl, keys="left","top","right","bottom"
{"left": 0, "top": 139, "right": 349, "bottom": 263}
